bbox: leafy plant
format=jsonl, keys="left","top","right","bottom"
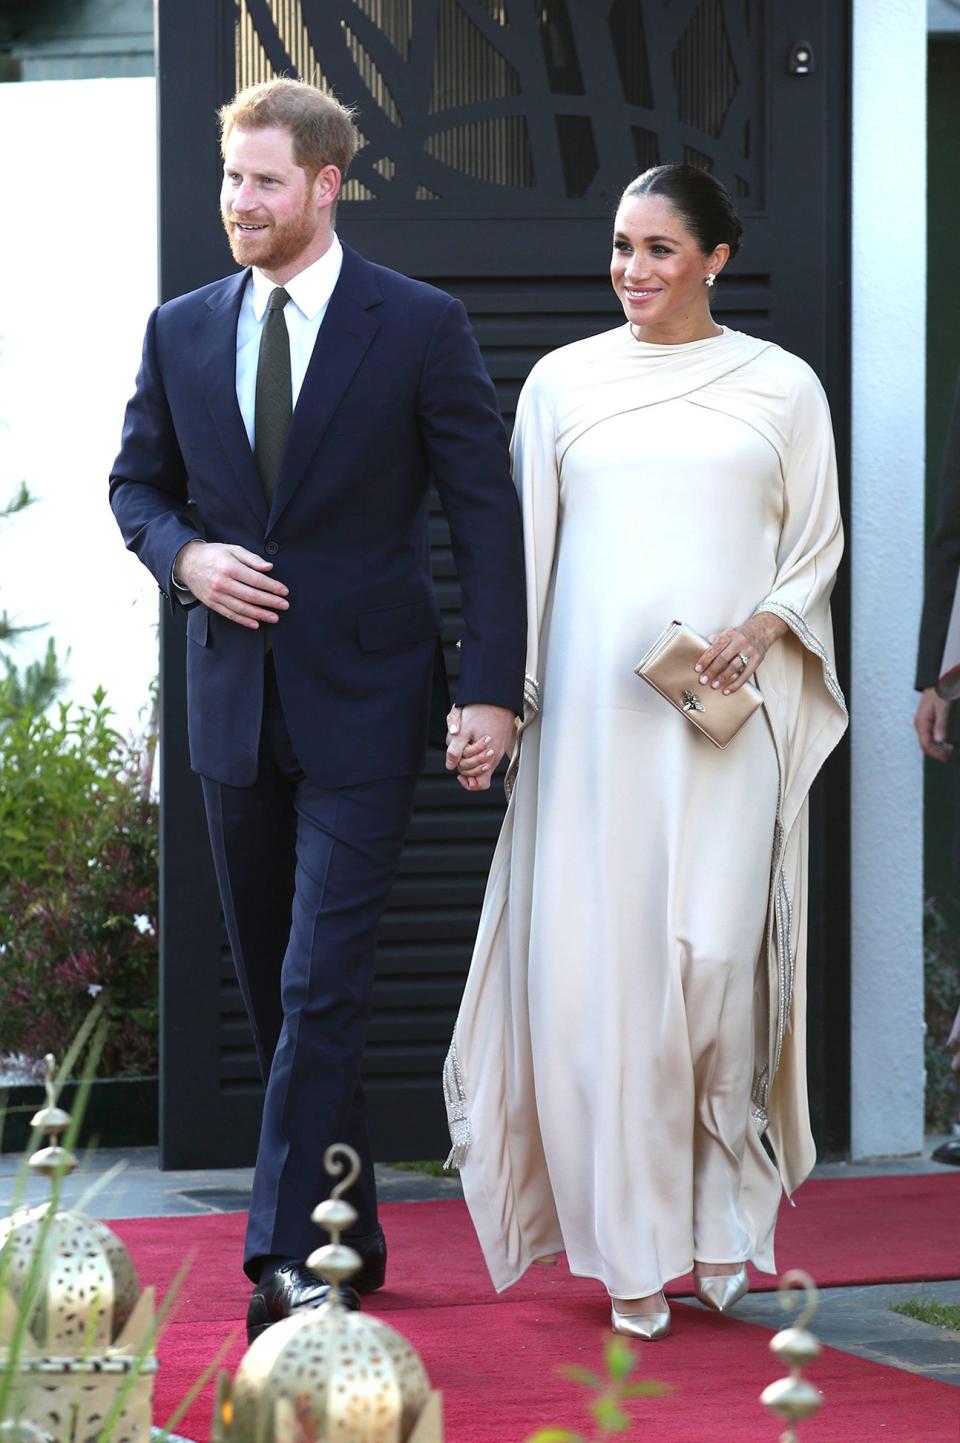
{"left": 1, "top": 638, "right": 65, "bottom": 715}
{"left": 890, "top": 1288, "right": 960, "bottom": 1330}
{"left": 0, "top": 690, "right": 158, "bottom": 1078}
{"left": 0, "top": 483, "right": 66, "bottom": 712}
{"left": 525, "top": 1336, "right": 670, "bottom": 1443}
{"left": 922, "top": 896, "right": 960, "bottom": 1131}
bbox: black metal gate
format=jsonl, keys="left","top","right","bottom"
{"left": 157, "top": 0, "right": 850, "bottom": 1167}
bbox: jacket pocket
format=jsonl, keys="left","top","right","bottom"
{"left": 186, "top": 605, "right": 210, "bottom": 647}
{"left": 356, "top": 599, "right": 439, "bottom": 653}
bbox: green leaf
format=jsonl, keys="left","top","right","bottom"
{"left": 558, "top": 1366, "right": 603, "bottom": 1390}
{"left": 591, "top": 1397, "right": 629, "bottom": 1432}
{"left": 605, "top": 1335, "right": 635, "bottom": 1380}
{"left": 623, "top": 1381, "right": 672, "bottom": 1398}
{"left": 525, "top": 1432, "right": 582, "bottom": 1443}
{"left": 0, "top": 481, "right": 33, "bottom": 519}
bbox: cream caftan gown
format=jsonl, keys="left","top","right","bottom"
{"left": 444, "top": 325, "right": 849, "bottom": 1300}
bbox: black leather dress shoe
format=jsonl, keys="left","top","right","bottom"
{"left": 349, "top": 1226, "right": 387, "bottom": 1295}
{"left": 932, "top": 1137, "right": 960, "bottom": 1166}
{"left": 246, "top": 1263, "right": 360, "bottom": 1344}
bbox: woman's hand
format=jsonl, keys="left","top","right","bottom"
{"left": 694, "top": 611, "right": 789, "bottom": 694}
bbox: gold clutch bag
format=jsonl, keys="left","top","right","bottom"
{"left": 634, "top": 619, "right": 763, "bottom": 749}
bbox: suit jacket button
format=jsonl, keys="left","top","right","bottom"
{"left": 265, "top": 540, "right": 279, "bottom": 556}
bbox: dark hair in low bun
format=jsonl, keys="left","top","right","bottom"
{"left": 621, "top": 164, "right": 743, "bottom": 260}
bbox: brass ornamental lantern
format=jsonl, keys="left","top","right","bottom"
{"left": 212, "top": 1145, "right": 443, "bottom": 1443}
{"left": 760, "top": 1270, "right": 824, "bottom": 1442}
{"left": 0, "top": 1056, "right": 157, "bottom": 1443}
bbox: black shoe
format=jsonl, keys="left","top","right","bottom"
{"left": 246, "top": 1262, "right": 360, "bottom": 1344}
{"left": 348, "top": 1226, "right": 387, "bottom": 1295}
{"left": 932, "top": 1137, "right": 960, "bottom": 1166}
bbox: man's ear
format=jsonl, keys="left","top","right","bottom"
{"left": 314, "top": 164, "right": 342, "bottom": 214}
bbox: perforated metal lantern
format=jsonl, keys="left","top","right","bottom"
{"left": 229, "top": 1303, "right": 434, "bottom": 1443}
{"left": 212, "top": 1145, "right": 443, "bottom": 1443}
{"left": 0, "top": 1204, "right": 140, "bottom": 1352}
{"left": 0, "top": 1056, "right": 157, "bottom": 1443}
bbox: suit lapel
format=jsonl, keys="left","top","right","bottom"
{"left": 199, "top": 270, "right": 270, "bottom": 529}
{"left": 267, "top": 245, "right": 383, "bottom": 530}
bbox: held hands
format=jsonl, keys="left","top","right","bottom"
{"left": 915, "top": 687, "right": 954, "bottom": 762}
{"left": 694, "top": 610, "right": 789, "bottom": 694}
{"left": 174, "top": 540, "right": 289, "bottom": 629}
{"left": 445, "top": 703, "right": 516, "bottom": 791}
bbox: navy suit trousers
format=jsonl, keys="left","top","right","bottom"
{"left": 201, "top": 657, "right": 417, "bottom": 1278}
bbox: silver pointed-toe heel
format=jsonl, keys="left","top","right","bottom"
{"left": 694, "top": 1264, "right": 749, "bottom": 1313}
{"left": 610, "top": 1297, "right": 671, "bottom": 1341}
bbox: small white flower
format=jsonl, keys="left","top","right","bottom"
{"left": 87, "top": 983, "right": 103, "bottom": 998}
{"left": 132, "top": 915, "right": 153, "bottom": 935}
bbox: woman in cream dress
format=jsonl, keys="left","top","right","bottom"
{"left": 444, "top": 165, "right": 848, "bottom": 1339}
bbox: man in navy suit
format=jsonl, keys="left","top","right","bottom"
{"left": 110, "top": 79, "right": 525, "bottom": 1337}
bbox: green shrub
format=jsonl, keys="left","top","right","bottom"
{"left": 0, "top": 690, "right": 158, "bottom": 1077}
{"left": 0, "top": 482, "right": 67, "bottom": 712}
{"left": 922, "top": 895, "right": 960, "bottom": 1131}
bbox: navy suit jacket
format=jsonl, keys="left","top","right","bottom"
{"left": 110, "top": 244, "right": 526, "bottom": 788}
{"left": 916, "top": 374, "right": 960, "bottom": 690}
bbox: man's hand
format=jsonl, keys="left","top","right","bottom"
{"left": 174, "top": 540, "right": 289, "bottom": 629}
{"left": 915, "top": 687, "right": 954, "bottom": 762}
{"left": 445, "top": 704, "right": 516, "bottom": 791}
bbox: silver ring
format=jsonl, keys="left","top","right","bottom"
{"left": 737, "top": 653, "right": 749, "bottom": 669}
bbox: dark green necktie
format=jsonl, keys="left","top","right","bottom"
{"left": 254, "top": 286, "right": 292, "bottom": 503}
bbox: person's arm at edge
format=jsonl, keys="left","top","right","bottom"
{"left": 416, "top": 295, "right": 527, "bottom": 786}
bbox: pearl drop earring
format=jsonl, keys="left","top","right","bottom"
{"left": 705, "top": 274, "right": 715, "bottom": 288}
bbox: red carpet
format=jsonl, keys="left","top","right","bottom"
{"left": 114, "top": 1174, "right": 960, "bottom": 1442}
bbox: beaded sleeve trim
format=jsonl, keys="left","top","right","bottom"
{"left": 442, "top": 1038, "right": 471, "bottom": 1170}
{"left": 505, "top": 674, "right": 541, "bottom": 800}
{"left": 753, "top": 600, "right": 847, "bottom": 715}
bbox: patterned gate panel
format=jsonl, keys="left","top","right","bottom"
{"left": 158, "top": 0, "right": 850, "bottom": 1165}
{"left": 233, "top": 1, "right": 764, "bottom": 215}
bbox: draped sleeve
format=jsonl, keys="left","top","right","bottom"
{"left": 505, "top": 362, "right": 561, "bottom": 788}
{"left": 753, "top": 361, "right": 848, "bottom": 833}
{"left": 745, "top": 357, "right": 848, "bottom": 1196}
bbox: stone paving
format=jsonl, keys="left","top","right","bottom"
{"left": 2, "top": 1143, "right": 957, "bottom": 1391}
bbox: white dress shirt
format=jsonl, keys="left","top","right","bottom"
{"left": 173, "top": 235, "right": 344, "bottom": 596}
{"left": 236, "top": 233, "right": 344, "bottom": 446}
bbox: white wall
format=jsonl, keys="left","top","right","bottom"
{"left": 0, "top": 77, "right": 158, "bottom": 741}
{"left": 849, "top": 0, "right": 927, "bottom": 1156}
